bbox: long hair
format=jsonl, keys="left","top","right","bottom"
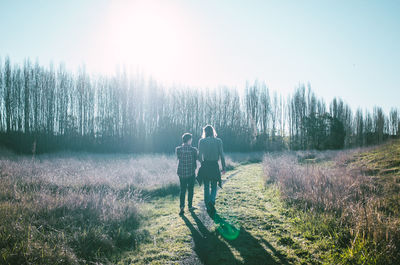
{"left": 202, "top": 125, "right": 217, "bottom": 138}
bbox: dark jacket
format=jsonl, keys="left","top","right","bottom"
{"left": 198, "top": 137, "right": 226, "bottom": 171}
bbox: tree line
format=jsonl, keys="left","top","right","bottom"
{"left": 0, "top": 57, "right": 398, "bottom": 154}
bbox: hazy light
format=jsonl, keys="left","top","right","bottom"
{"left": 87, "top": 0, "right": 201, "bottom": 85}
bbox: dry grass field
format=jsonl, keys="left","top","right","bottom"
{"left": 1, "top": 142, "right": 399, "bottom": 264}
{"left": 0, "top": 152, "right": 179, "bottom": 264}
{"left": 263, "top": 140, "right": 400, "bottom": 264}
{"left": 0, "top": 149, "right": 257, "bottom": 264}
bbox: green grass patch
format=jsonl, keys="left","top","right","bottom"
{"left": 121, "top": 164, "right": 326, "bottom": 264}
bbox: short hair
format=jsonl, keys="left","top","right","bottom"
{"left": 202, "top": 125, "right": 217, "bottom": 138}
{"left": 182, "top": 133, "right": 192, "bottom": 143}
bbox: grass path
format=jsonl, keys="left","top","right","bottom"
{"left": 120, "top": 164, "right": 324, "bottom": 264}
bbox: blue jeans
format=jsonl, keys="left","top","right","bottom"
{"left": 204, "top": 179, "right": 218, "bottom": 206}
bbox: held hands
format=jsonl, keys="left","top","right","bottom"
{"left": 218, "top": 169, "right": 225, "bottom": 188}
{"left": 218, "top": 181, "right": 223, "bottom": 188}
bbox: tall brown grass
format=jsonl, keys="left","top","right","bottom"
{"left": 0, "top": 151, "right": 181, "bottom": 264}
{"left": 263, "top": 149, "right": 400, "bottom": 264}
{"left": 0, "top": 148, "right": 243, "bottom": 264}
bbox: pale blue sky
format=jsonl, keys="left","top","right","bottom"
{"left": 1, "top": 0, "right": 399, "bottom": 112}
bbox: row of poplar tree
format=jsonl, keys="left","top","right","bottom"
{"left": 0, "top": 57, "right": 399, "bottom": 154}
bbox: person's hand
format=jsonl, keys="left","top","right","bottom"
{"left": 218, "top": 181, "right": 223, "bottom": 188}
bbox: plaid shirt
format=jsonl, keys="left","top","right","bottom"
{"left": 176, "top": 144, "right": 198, "bottom": 178}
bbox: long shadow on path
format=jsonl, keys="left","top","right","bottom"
{"left": 211, "top": 211, "right": 289, "bottom": 265}
{"left": 180, "top": 213, "right": 239, "bottom": 264}
{"left": 227, "top": 226, "right": 290, "bottom": 265}
{"left": 182, "top": 210, "right": 291, "bottom": 265}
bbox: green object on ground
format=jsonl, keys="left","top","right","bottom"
{"left": 214, "top": 213, "right": 240, "bottom": 240}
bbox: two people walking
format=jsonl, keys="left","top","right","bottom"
{"left": 176, "top": 125, "right": 226, "bottom": 215}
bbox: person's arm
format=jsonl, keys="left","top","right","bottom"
{"left": 218, "top": 139, "right": 226, "bottom": 172}
{"left": 176, "top": 146, "right": 181, "bottom": 160}
{"left": 193, "top": 147, "right": 198, "bottom": 169}
{"left": 198, "top": 139, "right": 203, "bottom": 163}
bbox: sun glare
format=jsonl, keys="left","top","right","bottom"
{"left": 89, "top": 0, "right": 197, "bottom": 83}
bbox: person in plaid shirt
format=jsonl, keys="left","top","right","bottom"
{"left": 176, "top": 133, "right": 198, "bottom": 215}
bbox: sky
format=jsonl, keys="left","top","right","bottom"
{"left": 1, "top": 0, "right": 399, "bottom": 112}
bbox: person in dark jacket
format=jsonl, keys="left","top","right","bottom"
{"left": 197, "top": 125, "right": 226, "bottom": 212}
{"left": 176, "top": 133, "right": 198, "bottom": 215}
